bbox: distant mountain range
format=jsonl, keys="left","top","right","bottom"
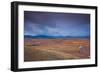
{"left": 24, "top": 35, "right": 90, "bottom": 39}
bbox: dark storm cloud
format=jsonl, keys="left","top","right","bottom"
{"left": 24, "top": 11, "right": 90, "bottom": 37}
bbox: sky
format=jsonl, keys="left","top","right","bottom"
{"left": 24, "top": 11, "right": 90, "bottom": 37}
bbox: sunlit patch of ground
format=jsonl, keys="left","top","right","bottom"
{"left": 24, "top": 39, "right": 90, "bottom": 62}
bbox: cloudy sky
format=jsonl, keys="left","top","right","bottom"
{"left": 24, "top": 11, "right": 90, "bottom": 37}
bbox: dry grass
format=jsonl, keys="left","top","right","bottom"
{"left": 24, "top": 39, "right": 90, "bottom": 62}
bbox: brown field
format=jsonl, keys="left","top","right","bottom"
{"left": 24, "top": 38, "right": 90, "bottom": 62}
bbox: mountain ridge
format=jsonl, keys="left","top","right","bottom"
{"left": 24, "top": 35, "right": 90, "bottom": 39}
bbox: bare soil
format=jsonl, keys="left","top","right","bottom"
{"left": 24, "top": 38, "right": 90, "bottom": 62}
